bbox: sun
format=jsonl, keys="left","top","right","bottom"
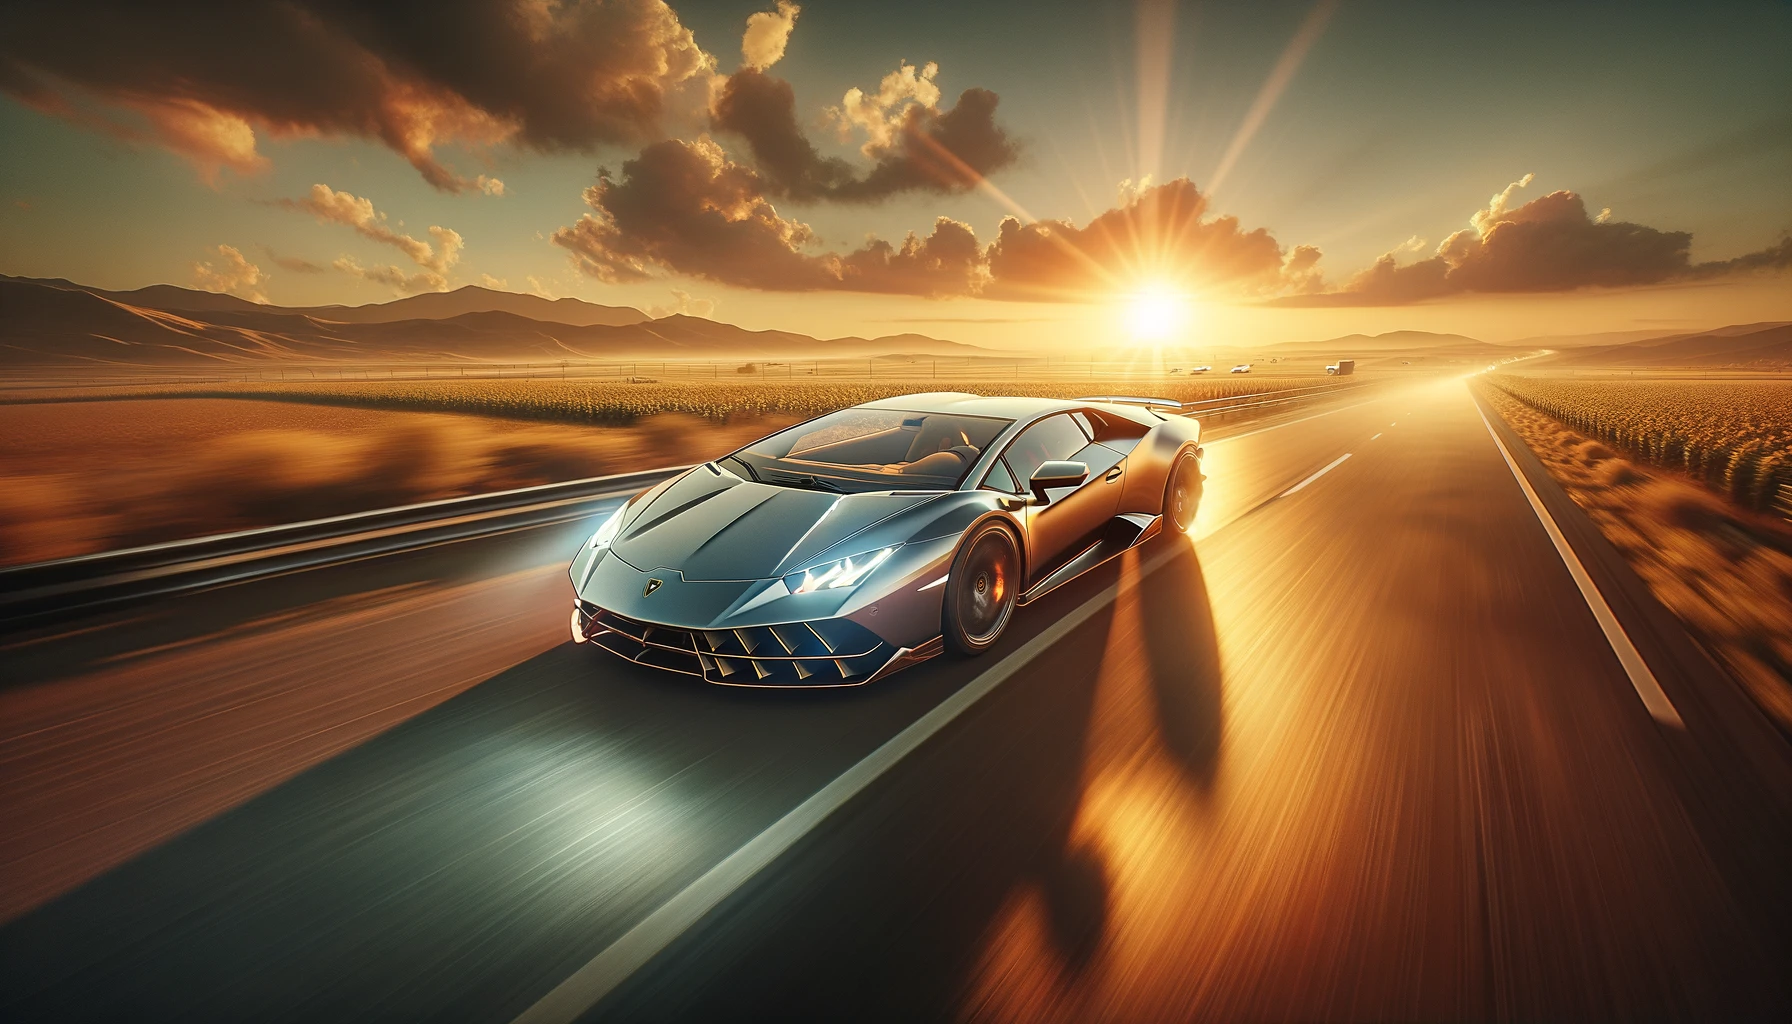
{"left": 1124, "top": 285, "right": 1189, "bottom": 343}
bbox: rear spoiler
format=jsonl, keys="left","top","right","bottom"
{"left": 1075, "top": 395, "right": 1184, "bottom": 410}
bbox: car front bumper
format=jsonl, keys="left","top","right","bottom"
{"left": 571, "top": 600, "right": 941, "bottom": 687}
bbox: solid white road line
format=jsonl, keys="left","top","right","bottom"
{"left": 1475, "top": 403, "right": 1684, "bottom": 728}
{"left": 511, "top": 542, "right": 1185, "bottom": 1024}
{"left": 1280, "top": 453, "right": 1352, "bottom": 497}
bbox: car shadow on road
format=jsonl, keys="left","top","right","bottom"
{"left": 602, "top": 565, "right": 1124, "bottom": 1023}
{"left": 1138, "top": 535, "right": 1225, "bottom": 788}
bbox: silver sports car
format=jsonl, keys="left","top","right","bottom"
{"left": 568, "top": 392, "right": 1203, "bottom": 686}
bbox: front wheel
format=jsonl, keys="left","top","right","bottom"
{"left": 1166, "top": 449, "right": 1202, "bottom": 533}
{"left": 942, "top": 521, "right": 1020, "bottom": 656}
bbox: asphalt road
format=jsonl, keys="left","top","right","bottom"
{"left": 3, "top": 378, "right": 1791, "bottom": 1022}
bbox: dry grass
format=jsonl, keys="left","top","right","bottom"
{"left": 0, "top": 376, "right": 1358, "bottom": 565}
{"left": 1478, "top": 384, "right": 1792, "bottom": 731}
{"left": 0, "top": 400, "right": 796, "bottom": 565}
{"left": 1486, "top": 375, "right": 1792, "bottom": 512}
{"left": 1, "top": 376, "right": 1344, "bottom": 426}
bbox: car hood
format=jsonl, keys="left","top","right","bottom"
{"left": 609, "top": 467, "right": 937, "bottom": 581}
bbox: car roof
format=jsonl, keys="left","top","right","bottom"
{"left": 858, "top": 392, "right": 1085, "bottom": 420}
{"left": 859, "top": 391, "right": 1164, "bottom": 428}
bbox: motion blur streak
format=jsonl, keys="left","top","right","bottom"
{"left": 1476, "top": 400, "right": 1683, "bottom": 727}
{"left": 958, "top": 384, "right": 1733, "bottom": 1021}
{"left": 3, "top": 383, "right": 1790, "bottom": 1021}
{"left": 601, "top": 381, "right": 1792, "bottom": 1021}
{"left": 0, "top": 560, "right": 574, "bottom": 922}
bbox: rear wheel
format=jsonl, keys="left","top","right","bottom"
{"left": 942, "top": 522, "right": 1020, "bottom": 655}
{"left": 1166, "top": 449, "right": 1202, "bottom": 533}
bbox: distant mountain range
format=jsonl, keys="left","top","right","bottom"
{"left": 4, "top": 273, "right": 1784, "bottom": 369}
{"left": 0, "top": 276, "right": 984, "bottom": 366}
{"left": 1542, "top": 322, "right": 1792, "bottom": 368}
{"left": 1265, "top": 330, "right": 1506, "bottom": 358}
{"left": 1263, "top": 325, "right": 1792, "bottom": 368}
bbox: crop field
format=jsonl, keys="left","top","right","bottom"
{"left": 1479, "top": 384, "right": 1792, "bottom": 729}
{"left": 0, "top": 376, "right": 1351, "bottom": 427}
{"left": 0, "top": 399, "right": 794, "bottom": 565}
{"left": 1485, "top": 374, "right": 1792, "bottom": 513}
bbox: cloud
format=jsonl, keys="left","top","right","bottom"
{"left": 552, "top": 137, "right": 982, "bottom": 295}
{"left": 741, "top": 2, "right": 800, "bottom": 71}
{"left": 829, "top": 61, "right": 942, "bottom": 155}
{"left": 553, "top": 148, "right": 1293, "bottom": 302}
{"left": 646, "top": 288, "right": 716, "bottom": 319}
{"left": 982, "top": 178, "right": 1308, "bottom": 301}
{"left": 280, "top": 184, "right": 463, "bottom": 284}
{"left": 1278, "top": 174, "right": 1792, "bottom": 306}
{"left": 191, "top": 244, "right": 267, "bottom": 302}
{"left": 475, "top": 175, "right": 505, "bottom": 197}
{"left": 1691, "top": 236, "right": 1792, "bottom": 277}
{"left": 0, "top": 0, "right": 712, "bottom": 190}
{"left": 709, "top": 61, "right": 1018, "bottom": 202}
{"left": 260, "top": 247, "right": 327, "bottom": 274}
{"left": 332, "top": 256, "right": 446, "bottom": 295}
{"left": 477, "top": 273, "right": 509, "bottom": 290}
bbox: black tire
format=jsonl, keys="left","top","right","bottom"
{"left": 942, "top": 521, "right": 1021, "bottom": 656}
{"left": 1165, "top": 448, "right": 1202, "bottom": 533}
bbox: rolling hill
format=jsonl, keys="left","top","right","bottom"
{"left": 0, "top": 275, "right": 648, "bottom": 327}
{"left": 1547, "top": 322, "right": 1792, "bottom": 368}
{"left": 289, "top": 286, "right": 649, "bottom": 327}
{"left": 0, "top": 276, "right": 983, "bottom": 366}
{"left": 1262, "top": 330, "right": 1511, "bottom": 362}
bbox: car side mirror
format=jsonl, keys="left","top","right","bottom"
{"left": 1029, "top": 461, "right": 1089, "bottom": 503}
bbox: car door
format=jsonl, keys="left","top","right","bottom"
{"left": 995, "top": 413, "right": 1124, "bottom": 575}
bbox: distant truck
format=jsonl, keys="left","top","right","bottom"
{"left": 1326, "top": 359, "right": 1355, "bottom": 376}
{"left": 1230, "top": 364, "right": 1252, "bottom": 374}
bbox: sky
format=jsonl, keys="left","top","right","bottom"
{"left": 1, "top": 0, "right": 1788, "bottom": 351}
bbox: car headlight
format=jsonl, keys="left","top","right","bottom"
{"left": 788, "top": 546, "right": 897, "bottom": 594}
{"left": 587, "top": 503, "right": 627, "bottom": 551}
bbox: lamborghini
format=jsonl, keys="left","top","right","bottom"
{"left": 568, "top": 392, "right": 1203, "bottom": 686}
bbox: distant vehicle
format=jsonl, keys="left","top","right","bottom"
{"left": 1326, "top": 359, "right": 1356, "bottom": 376}
{"left": 1191, "top": 366, "right": 1211, "bottom": 374}
{"left": 569, "top": 393, "right": 1204, "bottom": 686}
{"left": 1169, "top": 368, "right": 1183, "bottom": 375}
{"left": 1230, "top": 364, "right": 1252, "bottom": 373}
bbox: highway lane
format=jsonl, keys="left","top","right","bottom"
{"left": 0, "top": 382, "right": 1383, "bottom": 925}
{"left": 4, "top": 378, "right": 1791, "bottom": 1021}
{"left": 599, "top": 380, "right": 1792, "bottom": 1022}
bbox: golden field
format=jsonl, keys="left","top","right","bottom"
{"left": 3, "top": 375, "right": 1344, "bottom": 426}
{"left": 1478, "top": 383, "right": 1792, "bottom": 732}
{"left": 0, "top": 376, "right": 1357, "bottom": 565}
{"left": 1485, "top": 374, "right": 1792, "bottom": 513}
{"left": 0, "top": 400, "right": 796, "bottom": 565}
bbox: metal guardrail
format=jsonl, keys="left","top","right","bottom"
{"left": 0, "top": 377, "right": 1379, "bottom": 627}
{"left": 0, "top": 466, "right": 690, "bottom": 628}
{"left": 1176, "top": 380, "right": 1374, "bottom": 419}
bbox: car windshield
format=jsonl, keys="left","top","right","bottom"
{"left": 724, "top": 408, "right": 1012, "bottom": 494}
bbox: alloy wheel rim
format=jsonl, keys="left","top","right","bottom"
{"left": 1171, "top": 454, "right": 1198, "bottom": 531}
{"left": 959, "top": 533, "right": 1014, "bottom": 643}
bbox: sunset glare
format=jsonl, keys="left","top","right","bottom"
{"left": 1125, "top": 287, "right": 1189, "bottom": 343}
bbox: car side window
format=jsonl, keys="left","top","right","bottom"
{"left": 981, "top": 458, "right": 1019, "bottom": 494}
{"left": 1001, "top": 415, "right": 1091, "bottom": 486}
